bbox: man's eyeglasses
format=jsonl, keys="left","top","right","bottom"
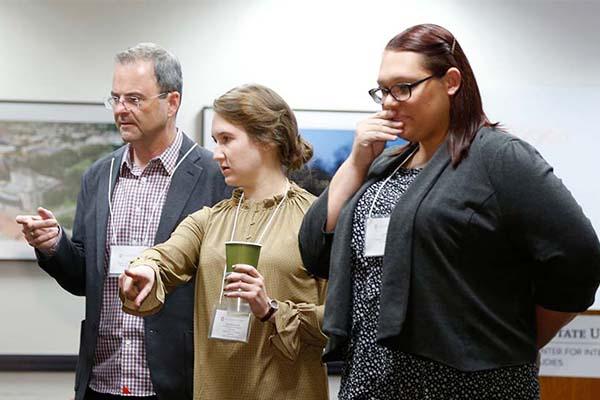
{"left": 368, "top": 75, "right": 435, "bottom": 104}
{"left": 104, "top": 92, "right": 169, "bottom": 110}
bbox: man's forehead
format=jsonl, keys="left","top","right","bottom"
{"left": 112, "top": 60, "right": 158, "bottom": 90}
{"left": 114, "top": 59, "right": 154, "bottom": 75}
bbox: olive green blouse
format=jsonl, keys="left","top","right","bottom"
{"left": 123, "top": 183, "right": 329, "bottom": 400}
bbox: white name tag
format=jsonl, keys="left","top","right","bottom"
{"left": 109, "top": 245, "right": 148, "bottom": 275}
{"left": 364, "top": 217, "right": 390, "bottom": 257}
{"left": 209, "top": 306, "right": 252, "bottom": 343}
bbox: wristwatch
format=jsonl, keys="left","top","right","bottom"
{"left": 260, "top": 299, "right": 279, "bottom": 322}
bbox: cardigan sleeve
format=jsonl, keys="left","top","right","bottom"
{"left": 298, "top": 189, "right": 335, "bottom": 279}
{"left": 121, "top": 207, "right": 209, "bottom": 316}
{"left": 298, "top": 146, "right": 415, "bottom": 280}
{"left": 488, "top": 138, "right": 600, "bottom": 312}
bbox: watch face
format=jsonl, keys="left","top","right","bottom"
{"left": 260, "top": 299, "right": 279, "bottom": 322}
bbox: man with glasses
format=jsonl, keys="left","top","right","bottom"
{"left": 16, "top": 43, "right": 229, "bottom": 400}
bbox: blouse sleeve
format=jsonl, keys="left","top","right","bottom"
{"left": 488, "top": 138, "right": 600, "bottom": 311}
{"left": 121, "top": 207, "right": 210, "bottom": 316}
{"left": 268, "top": 278, "right": 328, "bottom": 361}
{"left": 298, "top": 189, "right": 335, "bottom": 279}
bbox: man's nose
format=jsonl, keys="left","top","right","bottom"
{"left": 114, "top": 99, "right": 131, "bottom": 114}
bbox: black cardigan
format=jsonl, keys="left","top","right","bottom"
{"left": 299, "top": 127, "right": 600, "bottom": 371}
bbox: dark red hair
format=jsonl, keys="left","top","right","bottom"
{"left": 386, "top": 24, "right": 499, "bottom": 166}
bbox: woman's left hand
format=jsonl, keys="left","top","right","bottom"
{"left": 224, "top": 264, "right": 271, "bottom": 319}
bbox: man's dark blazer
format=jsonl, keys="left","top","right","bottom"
{"left": 36, "top": 134, "right": 230, "bottom": 400}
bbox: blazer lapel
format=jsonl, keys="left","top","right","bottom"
{"left": 154, "top": 135, "right": 204, "bottom": 244}
{"left": 376, "top": 139, "right": 451, "bottom": 343}
{"left": 96, "top": 148, "right": 125, "bottom": 278}
{"left": 324, "top": 144, "right": 419, "bottom": 337}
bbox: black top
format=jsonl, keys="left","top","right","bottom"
{"left": 299, "top": 127, "right": 600, "bottom": 371}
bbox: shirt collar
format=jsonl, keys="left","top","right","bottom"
{"left": 120, "top": 130, "right": 183, "bottom": 176}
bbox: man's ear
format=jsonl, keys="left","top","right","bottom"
{"left": 167, "top": 91, "right": 181, "bottom": 117}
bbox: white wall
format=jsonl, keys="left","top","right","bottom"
{"left": 1, "top": 0, "right": 599, "bottom": 353}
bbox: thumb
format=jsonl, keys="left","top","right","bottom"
{"left": 124, "top": 268, "right": 140, "bottom": 280}
{"left": 37, "top": 207, "right": 56, "bottom": 221}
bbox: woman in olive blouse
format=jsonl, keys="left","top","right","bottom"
{"left": 119, "top": 84, "right": 328, "bottom": 400}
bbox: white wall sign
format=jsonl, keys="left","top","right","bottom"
{"left": 539, "top": 315, "right": 600, "bottom": 378}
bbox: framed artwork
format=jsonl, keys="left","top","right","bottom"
{"left": 200, "top": 107, "right": 407, "bottom": 196}
{"left": 0, "top": 100, "right": 122, "bottom": 260}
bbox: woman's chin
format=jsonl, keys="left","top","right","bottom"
{"left": 224, "top": 176, "right": 239, "bottom": 186}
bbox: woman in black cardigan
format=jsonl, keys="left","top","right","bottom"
{"left": 299, "top": 23, "right": 600, "bottom": 400}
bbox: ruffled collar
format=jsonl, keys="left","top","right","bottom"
{"left": 231, "top": 181, "right": 301, "bottom": 209}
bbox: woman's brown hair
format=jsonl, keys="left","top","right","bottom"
{"left": 213, "top": 83, "right": 313, "bottom": 172}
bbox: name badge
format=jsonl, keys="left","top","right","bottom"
{"left": 209, "top": 303, "right": 252, "bottom": 343}
{"left": 364, "top": 217, "right": 390, "bottom": 257}
{"left": 109, "top": 245, "right": 148, "bottom": 275}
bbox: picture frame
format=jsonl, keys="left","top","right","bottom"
{"left": 200, "top": 107, "right": 407, "bottom": 196}
{"left": 0, "top": 100, "right": 121, "bottom": 260}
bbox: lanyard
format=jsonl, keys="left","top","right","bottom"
{"left": 229, "top": 180, "right": 289, "bottom": 245}
{"left": 107, "top": 140, "right": 198, "bottom": 246}
{"left": 367, "top": 146, "right": 419, "bottom": 219}
{"left": 218, "top": 181, "right": 289, "bottom": 303}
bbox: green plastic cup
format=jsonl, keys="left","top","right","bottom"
{"left": 225, "top": 241, "right": 262, "bottom": 273}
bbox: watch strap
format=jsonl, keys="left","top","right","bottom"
{"left": 260, "top": 299, "right": 278, "bottom": 322}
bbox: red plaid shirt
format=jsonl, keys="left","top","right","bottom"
{"left": 89, "top": 131, "right": 183, "bottom": 396}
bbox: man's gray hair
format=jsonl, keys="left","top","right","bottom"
{"left": 115, "top": 42, "right": 183, "bottom": 96}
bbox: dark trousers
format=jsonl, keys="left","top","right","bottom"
{"left": 85, "top": 388, "right": 158, "bottom": 400}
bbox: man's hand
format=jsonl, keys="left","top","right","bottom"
{"left": 119, "top": 265, "right": 156, "bottom": 309}
{"left": 15, "top": 207, "right": 61, "bottom": 254}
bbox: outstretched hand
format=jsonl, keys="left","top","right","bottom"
{"left": 119, "top": 265, "right": 156, "bottom": 309}
{"left": 15, "top": 207, "right": 61, "bottom": 253}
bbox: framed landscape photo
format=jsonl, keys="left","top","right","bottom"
{"left": 200, "top": 107, "right": 407, "bottom": 196}
{"left": 0, "top": 100, "right": 122, "bottom": 260}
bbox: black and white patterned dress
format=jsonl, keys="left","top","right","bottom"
{"left": 338, "top": 167, "right": 539, "bottom": 400}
